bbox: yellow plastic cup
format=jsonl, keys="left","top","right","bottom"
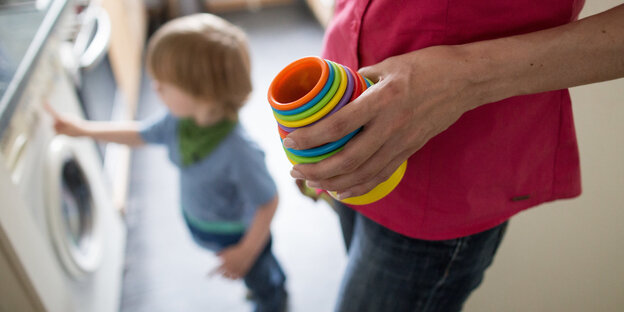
{"left": 329, "top": 160, "right": 407, "bottom": 205}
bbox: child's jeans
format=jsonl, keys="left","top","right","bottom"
{"left": 184, "top": 216, "right": 287, "bottom": 312}
{"left": 334, "top": 204, "right": 508, "bottom": 312}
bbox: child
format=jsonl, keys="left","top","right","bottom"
{"left": 48, "top": 13, "right": 287, "bottom": 312}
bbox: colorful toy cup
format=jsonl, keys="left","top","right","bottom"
{"left": 268, "top": 56, "right": 407, "bottom": 205}
{"left": 330, "top": 160, "right": 407, "bottom": 205}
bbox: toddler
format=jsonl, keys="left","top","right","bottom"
{"left": 48, "top": 13, "right": 287, "bottom": 312}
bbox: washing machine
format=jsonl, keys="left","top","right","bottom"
{"left": 0, "top": 5, "right": 126, "bottom": 311}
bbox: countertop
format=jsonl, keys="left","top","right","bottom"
{"left": 0, "top": 0, "right": 68, "bottom": 136}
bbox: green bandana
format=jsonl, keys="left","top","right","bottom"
{"left": 178, "top": 118, "right": 237, "bottom": 166}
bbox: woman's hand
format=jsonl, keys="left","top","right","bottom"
{"left": 285, "top": 4, "right": 624, "bottom": 200}
{"left": 212, "top": 244, "right": 256, "bottom": 280}
{"left": 285, "top": 46, "right": 488, "bottom": 199}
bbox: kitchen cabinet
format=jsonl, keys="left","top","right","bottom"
{"left": 100, "top": 0, "right": 147, "bottom": 213}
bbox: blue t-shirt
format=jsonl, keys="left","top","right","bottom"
{"left": 139, "top": 111, "right": 277, "bottom": 232}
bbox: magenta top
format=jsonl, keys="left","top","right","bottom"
{"left": 321, "top": 0, "right": 585, "bottom": 240}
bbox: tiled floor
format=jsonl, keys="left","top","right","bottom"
{"left": 121, "top": 3, "right": 347, "bottom": 312}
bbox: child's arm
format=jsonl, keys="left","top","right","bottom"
{"left": 214, "top": 195, "right": 279, "bottom": 280}
{"left": 46, "top": 104, "right": 145, "bottom": 147}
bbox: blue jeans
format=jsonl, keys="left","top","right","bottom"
{"left": 184, "top": 216, "right": 287, "bottom": 312}
{"left": 334, "top": 207, "right": 507, "bottom": 312}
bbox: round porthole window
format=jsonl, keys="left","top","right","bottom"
{"left": 46, "top": 137, "right": 102, "bottom": 278}
{"left": 61, "top": 158, "right": 94, "bottom": 256}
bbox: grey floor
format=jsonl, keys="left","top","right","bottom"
{"left": 121, "top": 3, "right": 348, "bottom": 312}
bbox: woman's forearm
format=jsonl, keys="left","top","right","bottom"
{"left": 462, "top": 3, "right": 624, "bottom": 109}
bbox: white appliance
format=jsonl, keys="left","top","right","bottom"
{"left": 0, "top": 7, "right": 125, "bottom": 312}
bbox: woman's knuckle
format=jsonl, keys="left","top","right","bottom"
{"left": 376, "top": 171, "right": 392, "bottom": 185}
{"left": 351, "top": 185, "right": 369, "bottom": 197}
{"left": 322, "top": 181, "right": 336, "bottom": 191}
{"left": 327, "top": 119, "right": 348, "bottom": 135}
{"left": 305, "top": 170, "right": 321, "bottom": 181}
{"left": 357, "top": 169, "right": 376, "bottom": 185}
{"left": 341, "top": 155, "right": 360, "bottom": 173}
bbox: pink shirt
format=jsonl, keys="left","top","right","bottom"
{"left": 321, "top": 0, "right": 585, "bottom": 240}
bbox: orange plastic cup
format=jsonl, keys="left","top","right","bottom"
{"left": 357, "top": 70, "right": 368, "bottom": 92}
{"left": 268, "top": 57, "right": 330, "bottom": 111}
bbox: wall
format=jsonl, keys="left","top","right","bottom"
{"left": 465, "top": 1, "right": 624, "bottom": 311}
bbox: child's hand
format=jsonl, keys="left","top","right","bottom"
{"left": 44, "top": 102, "right": 87, "bottom": 137}
{"left": 295, "top": 179, "right": 321, "bottom": 202}
{"left": 52, "top": 115, "right": 87, "bottom": 137}
{"left": 296, "top": 179, "right": 338, "bottom": 209}
{"left": 210, "top": 244, "right": 256, "bottom": 280}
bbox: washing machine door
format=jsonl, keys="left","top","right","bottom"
{"left": 45, "top": 136, "right": 103, "bottom": 279}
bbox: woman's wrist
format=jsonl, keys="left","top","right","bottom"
{"left": 451, "top": 42, "right": 518, "bottom": 111}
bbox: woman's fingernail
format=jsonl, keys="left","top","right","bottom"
{"left": 283, "top": 138, "right": 297, "bottom": 149}
{"left": 306, "top": 181, "right": 321, "bottom": 188}
{"left": 290, "top": 169, "right": 305, "bottom": 179}
{"left": 337, "top": 191, "right": 352, "bottom": 200}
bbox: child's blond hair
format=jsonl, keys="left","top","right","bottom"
{"left": 146, "top": 13, "right": 252, "bottom": 121}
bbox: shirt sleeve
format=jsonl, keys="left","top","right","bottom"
{"left": 139, "top": 111, "right": 176, "bottom": 145}
{"left": 230, "top": 142, "right": 278, "bottom": 210}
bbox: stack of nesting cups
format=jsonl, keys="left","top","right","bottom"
{"left": 268, "top": 56, "right": 407, "bottom": 205}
